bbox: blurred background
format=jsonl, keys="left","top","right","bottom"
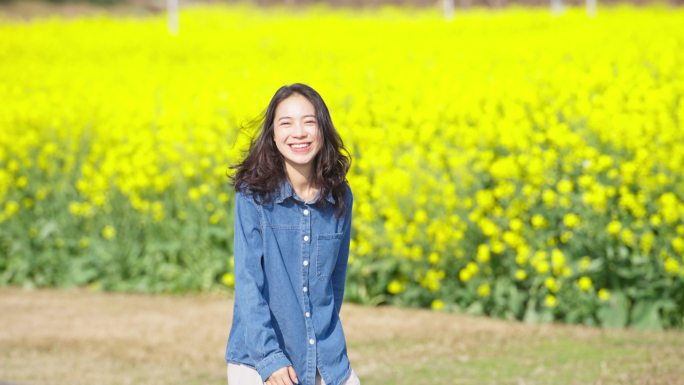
{"left": 1, "top": 0, "right": 683, "bottom": 384}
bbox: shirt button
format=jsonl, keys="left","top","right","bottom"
{"left": 303, "top": 235, "right": 309, "bottom": 242}
{"left": 303, "top": 209, "right": 309, "bottom": 216}
{"left": 303, "top": 286, "right": 308, "bottom": 292}
{"left": 303, "top": 260, "right": 309, "bottom": 266}
{"left": 305, "top": 312, "right": 310, "bottom": 317}
{"left": 309, "top": 338, "right": 315, "bottom": 345}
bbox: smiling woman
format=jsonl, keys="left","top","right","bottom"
{"left": 225, "top": 83, "right": 360, "bottom": 385}
{"left": 273, "top": 93, "right": 323, "bottom": 202}
{"left": 1, "top": 4, "right": 683, "bottom": 346}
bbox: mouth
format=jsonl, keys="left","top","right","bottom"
{"left": 288, "top": 142, "right": 312, "bottom": 152}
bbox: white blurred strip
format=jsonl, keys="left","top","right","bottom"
{"left": 443, "top": 0, "right": 454, "bottom": 21}
{"left": 168, "top": 0, "right": 179, "bottom": 35}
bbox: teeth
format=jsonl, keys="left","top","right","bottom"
{"left": 291, "top": 143, "right": 310, "bottom": 149}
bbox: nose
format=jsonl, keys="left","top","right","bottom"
{"left": 293, "top": 121, "right": 306, "bottom": 137}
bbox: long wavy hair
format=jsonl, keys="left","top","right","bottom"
{"left": 228, "top": 83, "right": 352, "bottom": 219}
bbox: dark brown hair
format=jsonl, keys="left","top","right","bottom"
{"left": 228, "top": 83, "right": 352, "bottom": 219}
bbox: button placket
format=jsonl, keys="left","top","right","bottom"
{"left": 302, "top": 205, "right": 312, "bottom": 271}
{"left": 301, "top": 204, "right": 315, "bottom": 349}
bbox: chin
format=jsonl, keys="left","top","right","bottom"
{"left": 290, "top": 158, "right": 314, "bottom": 166}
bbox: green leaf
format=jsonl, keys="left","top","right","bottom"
{"left": 508, "top": 287, "right": 525, "bottom": 316}
{"left": 618, "top": 246, "right": 630, "bottom": 259}
{"left": 465, "top": 301, "right": 483, "bottom": 316}
{"left": 538, "top": 309, "right": 554, "bottom": 323}
{"left": 38, "top": 221, "right": 59, "bottom": 240}
{"left": 597, "top": 291, "right": 628, "bottom": 328}
{"left": 523, "top": 299, "right": 538, "bottom": 324}
{"left": 630, "top": 300, "right": 662, "bottom": 330}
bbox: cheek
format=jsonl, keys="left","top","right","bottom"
{"left": 273, "top": 129, "right": 286, "bottom": 143}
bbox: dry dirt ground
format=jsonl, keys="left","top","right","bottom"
{"left": 1, "top": 286, "right": 683, "bottom": 385}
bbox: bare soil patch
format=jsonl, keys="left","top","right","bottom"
{"left": 1, "top": 286, "right": 683, "bottom": 385}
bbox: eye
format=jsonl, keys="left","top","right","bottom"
{"left": 281, "top": 122, "right": 290, "bottom": 126}
{"left": 305, "top": 120, "right": 316, "bottom": 125}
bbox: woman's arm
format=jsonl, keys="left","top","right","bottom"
{"left": 331, "top": 187, "right": 353, "bottom": 316}
{"left": 233, "top": 191, "right": 292, "bottom": 382}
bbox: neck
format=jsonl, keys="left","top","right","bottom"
{"left": 284, "top": 161, "right": 316, "bottom": 195}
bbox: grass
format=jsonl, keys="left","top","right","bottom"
{"left": 1, "top": 286, "right": 682, "bottom": 385}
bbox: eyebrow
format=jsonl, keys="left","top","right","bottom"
{"left": 277, "top": 114, "right": 317, "bottom": 122}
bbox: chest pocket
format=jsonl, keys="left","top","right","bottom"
{"left": 315, "top": 232, "right": 344, "bottom": 280}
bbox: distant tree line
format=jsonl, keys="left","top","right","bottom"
{"left": 246, "top": 0, "right": 684, "bottom": 6}
{"left": 0, "top": 0, "right": 681, "bottom": 10}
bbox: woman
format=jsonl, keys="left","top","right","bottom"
{"left": 225, "top": 83, "right": 360, "bottom": 385}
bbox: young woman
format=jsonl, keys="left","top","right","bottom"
{"left": 225, "top": 83, "right": 360, "bottom": 385}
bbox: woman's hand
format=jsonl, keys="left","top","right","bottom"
{"left": 265, "top": 365, "right": 299, "bottom": 385}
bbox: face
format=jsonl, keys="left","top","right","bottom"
{"left": 273, "top": 93, "right": 322, "bottom": 170}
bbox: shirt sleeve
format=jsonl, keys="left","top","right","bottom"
{"left": 232, "top": 190, "right": 292, "bottom": 382}
{"left": 332, "top": 186, "right": 354, "bottom": 316}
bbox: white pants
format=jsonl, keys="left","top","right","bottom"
{"left": 227, "top": 362, "right": 361, "bottom": 385}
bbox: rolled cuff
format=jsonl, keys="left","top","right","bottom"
{"left": 255, "top": 351, "right": 292, "bottom": 382}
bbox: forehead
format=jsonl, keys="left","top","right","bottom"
{"left": 275, "top": 94, "right": 316, "bottom": 117}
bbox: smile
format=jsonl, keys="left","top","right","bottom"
{"left": 289, "top": 143, "right": 312, "bottom": 152}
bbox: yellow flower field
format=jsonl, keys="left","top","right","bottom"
{"left": 1, "top": 4, "right": 683, "bottom": 328}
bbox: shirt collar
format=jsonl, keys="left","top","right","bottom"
{"left": 274, "top": 177, "right": 335, "bottom": 205}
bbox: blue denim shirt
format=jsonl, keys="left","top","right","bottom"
{"left": 225, "top": 177, "right": 354, "bottom": 385}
